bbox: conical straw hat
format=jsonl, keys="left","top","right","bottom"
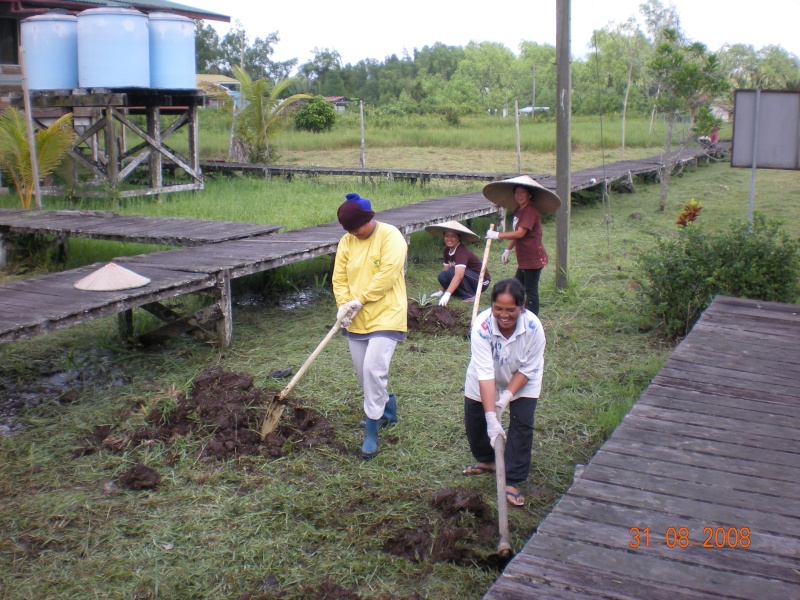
{"left": 74, "top": 262, "right": 151, "bottom": 291}
{"left": 424, "top": 220, "right": 480, "bottom": 243}
{"left": 482, "top": 175, "right": 562, "bottom": 213}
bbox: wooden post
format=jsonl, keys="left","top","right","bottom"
{"left": 514, "top": 99, "right": 521, "bottom": 173}
{"left": 147, "top": 104, "right": 162, "bottom": 190}
{"left": 359, "top": 100, "right": 366, "bottom": 178}
{"left": 118, "top": 309, "right": 134, "bottom": 341}
{"left": 188, "top": 98, "right": 199, "bottom": 178}
{"left": 18, "top": 46, "right": 42, "bottom": 209}
{"left": 531, "top": 65, "right": 536, "bottom": 120}
{"left": 555, "top": 0, "right": 571, "bottom": 291}
{"left": 105, "top": 106, "right": 118, "bottom": 188}
{"left": 0, "top": 233, "right": 7, "bottom": 270}
{"left": 215, "top": 270, "right": 233, "bottom": 348}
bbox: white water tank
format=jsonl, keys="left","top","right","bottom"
{"left": 149, "top": 12, "right": 196, "bottom": 89}
{"left": 21, "top": 12, "right": 78, "bottom": 90}
{"left": 77, "top": 7, "right": 149, "bottom": 89}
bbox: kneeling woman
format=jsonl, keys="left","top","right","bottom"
{"left": 462, "top": 278, "right": 546, "bottom": 507}
{"left": 426, "top": 221, "right": 489, "bottom": 307}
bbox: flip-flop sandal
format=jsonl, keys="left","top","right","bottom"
{"left": 506, "top": 489, "right": 525, "bottom": 507}
{"left": 462, "top": 464, "right": 496, "bottom": 476}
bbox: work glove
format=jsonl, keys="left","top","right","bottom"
{"left": 340, "top": 299, "right": 363, "bottom": 327}
{"left": 495, "top": 390, "right": 513, "bottom": 417}
{"left": 485, "top": 411, "right": 506, "bottom": 448}
{"left": 438, "top": 291, "right": 451, "bottom": 307}
{"left": 430, "top": 290, "right": 444, "bottom": 298}
{"left": 485, "top": 230, "right": 500, "bottom": 240}
{"left": 501, "top": 249, "right": 511, "bottom": 264}
{"left": 336, "top": 304, "right": 350, "bottom": 322}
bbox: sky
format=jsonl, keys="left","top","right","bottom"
{"left": 187, "top": 0, "right": 800, "bottom": 68}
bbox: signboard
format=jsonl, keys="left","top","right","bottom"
{"left": 731, "top": 90, "right": 800, "bottom": 170}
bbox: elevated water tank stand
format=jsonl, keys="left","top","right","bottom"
{"left": 19, "top": 88, "right": 203, "bottom": 199}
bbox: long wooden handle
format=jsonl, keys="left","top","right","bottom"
{"left": 494, "top": 431, "right": 512, "bottom": 555}
{"left": 471, "top": 223, "right": 495, "bottom": 326}
{"left": 278, "top": 315, "right": 343, "bottom": 401}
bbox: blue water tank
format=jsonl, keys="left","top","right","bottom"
{"left": 77, "top": 7, "right": 149, "bottom": 89}
{"left": 20, "top": 12, "right": 78, "bottom": 91}
{"left": 149, "top": 12, "right": 196, "bottom": 89}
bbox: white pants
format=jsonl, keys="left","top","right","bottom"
{"left": 347, "top": 336, "right": 397, "bottom": 420}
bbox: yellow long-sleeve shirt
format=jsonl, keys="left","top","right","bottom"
{"left": 332, "top": 222, "right": 407, "bottom": 334}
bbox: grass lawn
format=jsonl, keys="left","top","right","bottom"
{"left": 0, "top": 143, "right": 798, "bottom": 599}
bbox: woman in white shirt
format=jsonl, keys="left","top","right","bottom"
{"left": 462, "top": 278, "right": 546, "bottom": 507}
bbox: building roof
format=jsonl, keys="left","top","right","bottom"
{"left": 197, "top": 74, "right": 239, "bottom": 85}
{"left": 1, "top": 0, "right": 229, "bottom": 22}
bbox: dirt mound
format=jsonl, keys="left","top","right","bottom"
{"left": 383, "top": 487, "right": 498, "bottom": 567}
{"left": 72, "top": 366, "right": 344, "bottom": 461}
{"left": 406, "top": 301, "right": 470, "bottom": 337}
{"left": 118, "top": 463, "right": 161, "bottom": 490}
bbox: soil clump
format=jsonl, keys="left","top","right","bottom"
{"left": 406, "top": 301, "right": 470, "bottom": 337}
{"left": 382, "top": 487, "right": 499, "bottom": 567}
{"left": 72, "top": 366, "right": 345, "bottom": 461}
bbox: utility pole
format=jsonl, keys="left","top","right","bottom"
{"left": 555, "top": 0, "right": 571, "bottom": 290}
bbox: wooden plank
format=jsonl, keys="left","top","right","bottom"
{"left": 645, "top": 383, "right": 799, "bottom": 417}
{"left": 537, "top": 514, "right": 797, "bottom": 582}
{"left": 651, "top": 375, "right": 800, "bottom": 409}
{"left": 565, "top": 478, "right": 800, "bottom": 536}
{"left": 597, "top": 436, "right": 800, "bottom": 485}
{"left": 609, "top": 421, "right": 799, "bottom": 473}
{"left": 523, "top": 534, "right": 797, "bottom": 600}
{"left": 550, "top": 495, "right": 800, "bottom": 561}
{"left": 628, "top": 402, "right": 800, "bottom": 442}
{"left": 580, "top": 462, "right": 800, "bottom": 516}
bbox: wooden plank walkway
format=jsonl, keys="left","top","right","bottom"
{"left": 201, "top": 144, "right": 729, "bottom": 188}
{"left": 0, "top": 191, "right": 501, "bottom": 344}
{"left": 0, "top": 209, "right": 283, "bottom": 246}
{"left": 484, "top": 295, "right": 800, "bottom": 600}
{"left": 0, "top": 144, "right": 730, "bottom": 345}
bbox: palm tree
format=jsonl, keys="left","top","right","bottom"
{"left": 232, "top": 66, "right": 311, "bottom": 164}
{"left": 0, "top": 107, "right": 75, "bottom": 209}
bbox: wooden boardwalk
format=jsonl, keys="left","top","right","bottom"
{"left": 0, "top": 191, "right": 500, "bottom": 345}
{"left": 0, "top": 209, "right": 283, "bottom": 247}
{"left": 485, "top": 295, "right": 800, "bottom": 600}
{"left": 0, "top": 144, "right": 729, "bottom": 346}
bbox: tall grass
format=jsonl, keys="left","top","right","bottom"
{"left": 195, "top": 109, "right": 671, "bottom": 159}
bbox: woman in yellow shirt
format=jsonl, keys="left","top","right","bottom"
{"left": 333, "top": 193, "right": 408, "bottom": 459}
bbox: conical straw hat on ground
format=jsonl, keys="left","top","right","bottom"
{"left": 424, "top": 220, "right": 480, "bottom": 243}
{"left": 74, "top": 262, "right": 151, "bottom": 291}
{"left": 482, "top": 174, "right": 562, "bottom": 213}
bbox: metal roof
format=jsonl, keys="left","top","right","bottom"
{"left": 1, "top": 0, "right": 229, "bottom": 22}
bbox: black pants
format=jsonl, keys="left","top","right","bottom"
{"left": 438, "top": 267, "right": 488, "bottom": 300}
{"left": 464, "top": 397, "right": 538, "bottom": 486}
{"left": 515, "top": 267, "right": 542, "bottom": 315}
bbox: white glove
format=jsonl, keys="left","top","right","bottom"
{"left": 485, "top": 412, "right": 506, "bottom": 448}
{"left": 336, "top": 304, "right": 350, "bottom": 322}
{"left": 438, "top": 291, "right": 451, "bottom": 307}
{"left": 340, "top": 299, "right": 363, "bottom": 327}
{"left": 485, "top": 230, "right": 500, "bottom": 240}
{"left": 495, "top": 390, "right": 513, "bottom": 417}
{"left": 430, "top": 290, "right": 444, "bottom": 298}
{"left": 501, "top": 249, "right": 510, "bottom": 264}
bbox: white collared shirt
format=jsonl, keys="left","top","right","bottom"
{"left": 464, "top": 307, "right": 545, "bottom": 401}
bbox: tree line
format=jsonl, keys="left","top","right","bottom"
{"left": 195, "top": 1, "right": 799, "bottom": 121}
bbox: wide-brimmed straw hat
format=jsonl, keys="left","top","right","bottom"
{"left": 482, "top": 175, "right": 562, "bottom": 213}
{"left": 424, "top": 220, "right": 479, "bottom": 243}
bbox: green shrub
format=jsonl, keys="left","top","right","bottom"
{"left": 638, "top": 213, "right": 800, "bottom": 338}
{"left": 294, "top": 97, "right": 337, "bottom": 133}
